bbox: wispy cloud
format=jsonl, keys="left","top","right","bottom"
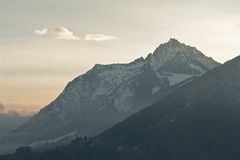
{"left": 84, "top": 34, "right": 117, "bottom": 41}
{"left": 34, "top": 27, "right": 117, "bottom": 41}
{"left": 0, "top": 102, "right": 34, "bottom": 116}
{"left": 34, "top": 27, "right": 80, "bottom": 40}
{"left": 0, "top": 102, "right": 32, "bottom": 136}
{"left": 34, "top": 28, "right": 48, "bottom": 35}
{"left": 0, "top": 103, "right": 4, "bottom": 113}
{"left": 53, "top": 27, "right": 80, "bottom": 40}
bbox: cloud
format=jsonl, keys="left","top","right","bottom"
{"left": 0, "top": 102, "right": 18, "bottom": 115}
{"left": 53, "top": 27, "right": 80, "bottom": 40}
{"left": 0, "top": 113, "right": 31, "bottom": 136}
{"left": 84, "top": 34, "right": 117, "bottom": 41}
{"left": 33, "top": 27, "right": 116, "bottom": 41}
{"left": 34, "top": 28, "right": 48, "bottom": 35}
{"left": 0, "top": 102, "right": 33, "bottom": 117}
{"left": 0, "top": 102, "right": 4, "bottom": 113}
{"left": 0, "top": 102, "right": 32, "bottom": 136}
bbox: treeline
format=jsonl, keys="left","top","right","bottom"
{"left": 0, "top": 136, "right": 122, "bottom": 160}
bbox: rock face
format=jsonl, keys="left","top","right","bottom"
{"left": 0, "top": 38, "right": 219, "bottom": 152}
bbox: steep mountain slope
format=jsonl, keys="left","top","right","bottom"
{"left": 95, "top": 55, "right": 240, "bottom": 160}
{"left": 0, "top": 39, "right": 219, "bottom": 153}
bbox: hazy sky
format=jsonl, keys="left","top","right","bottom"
{"left": 0, "top": 0, "right": 240, "bottom": 115}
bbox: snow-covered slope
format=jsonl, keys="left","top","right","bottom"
{"left": 0, "top": 38, "right": 220, "bottom": 153}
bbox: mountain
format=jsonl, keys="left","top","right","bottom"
{"left": 0, "top": 38, "right": 219, "bottom": 153}
{"left": 1, "top": 56, "right": 239, "bottom": 160}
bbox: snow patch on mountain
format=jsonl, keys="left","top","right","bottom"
{"left": 189, "top": 64, "right": 205, "bottom": 73}
{"left": 30, "top": 132, "right": 77, "bottom": 148}
{"left": 167, "top": 73, "right": 193, "bottom": 86}
{"left": 151, "top": 86, "right": 160, "bottom": 95}
{"left": 114, "top": 87, "right": 133, "bottom": 112}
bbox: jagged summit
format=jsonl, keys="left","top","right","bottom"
{"left": 168, "top": 38, "right": 179, "bottom": 42}
{"left": 166, "top": 38, "right": 183, "bottom": 46}
{"left": 147, "top": 38, "right": 220, "bottom": 73}
{"left": 157, "top": 38, "right": 185, "bottom": 49}
{"left": 154, "top": 38, "right": 203, "bottom": 56}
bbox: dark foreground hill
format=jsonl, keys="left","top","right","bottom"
{"left": 98, "top": 55, "right": 240, "bottom": 160}
{"left": 1, "top": 55, "right": 240, "bottom": 160}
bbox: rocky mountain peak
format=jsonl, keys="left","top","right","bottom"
{"left": 166, "top": 38, "right": 183, "bottom": 46}
{"left": 149, "top": 38, "right": 220, "bottom": 73}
